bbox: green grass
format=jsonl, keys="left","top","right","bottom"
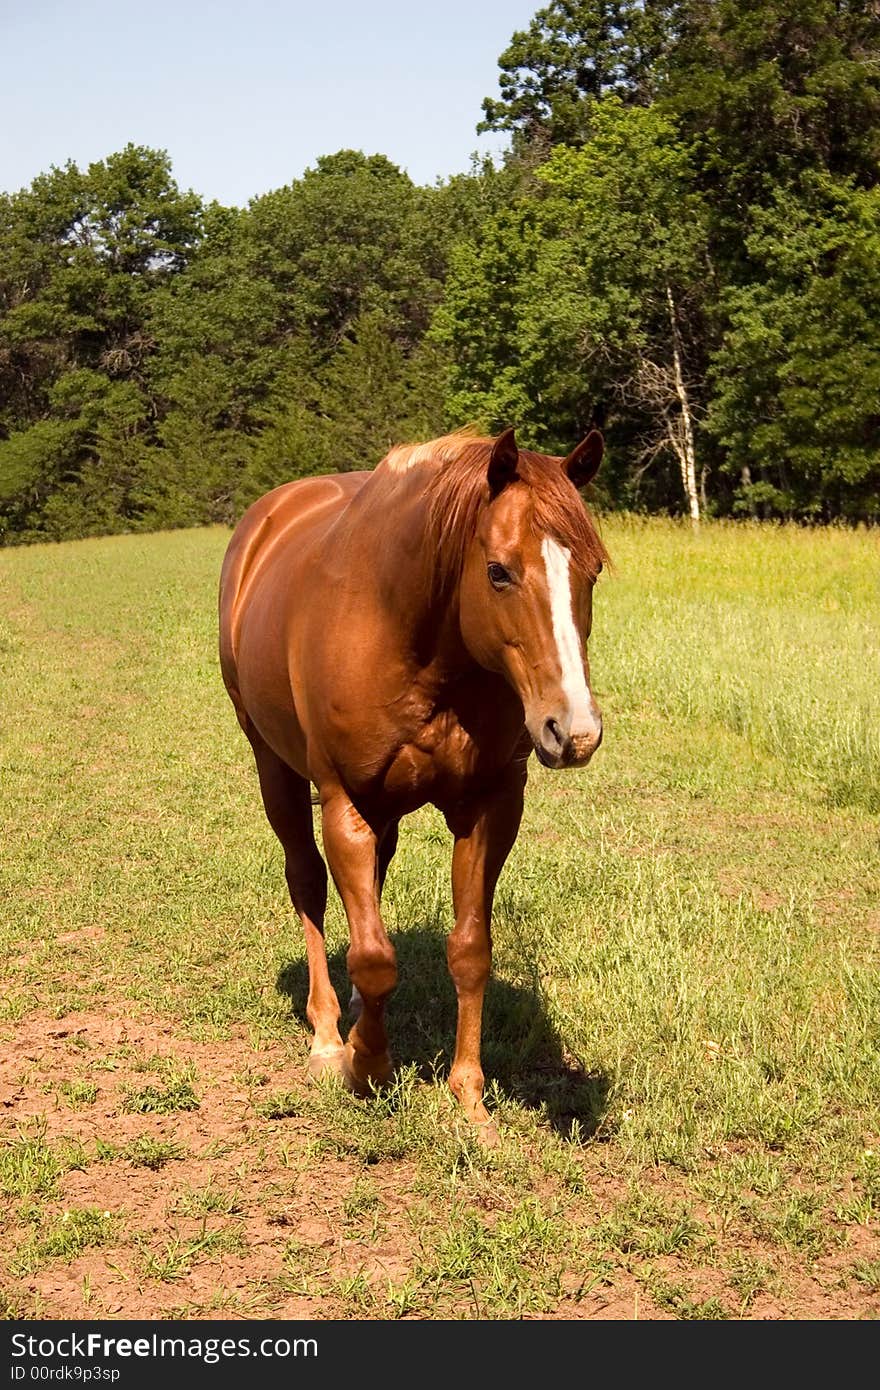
{"left": 852, "top": 1259, "right": 880, "bottom": 1291}
{"left": 137, "top": 1224, "right": 246, "bottom": 1283}
{"left": 59, "top": 1080, "right": 99, "bottom": 1108}
{"left": 9, "top": 1208, "right": 116, "bottom": 1278}
{"left": 592, "top": 517, "right": 880, "bottom": 813}
{"left": 0, "top": 1125, "right": 63, "bottom": 1199}
{"left": 123, "top": 1136, "right": 187, "bottom": 1170}
{"left": 0, "top": 517, "right": 878, "bottom": 1319}
{"left": 170, "top": 1181, "right": 242, "bottom": 1217}
{"left": 121, "top": 1063, "right": 200, "bottom": 1115}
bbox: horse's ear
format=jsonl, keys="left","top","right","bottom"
{"left": 564, "top": 430, "right": 604, "bottom": 488}
{"left": 488, "top": 427, "right": 519, "bottom": 497}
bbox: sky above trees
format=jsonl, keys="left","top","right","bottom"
{"left": 1, "top": 0, "right": 538, "bottom": 205}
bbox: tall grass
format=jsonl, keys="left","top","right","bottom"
{"left": 592, "top": 517, "right": 880, "bottom": 812}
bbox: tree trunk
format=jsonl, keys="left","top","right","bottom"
{"left": 741, "top": 463, "right": 757, "bottom": 517}
{"left": 666, "top": 284, "right": 700, "bottom": 529}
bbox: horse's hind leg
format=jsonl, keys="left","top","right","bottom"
{"left": 247, "top": 728, "right": 345, "bottom": 1077}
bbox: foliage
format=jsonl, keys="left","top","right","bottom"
{"left": 478, "top": 0, "right": 675, "bottom": 148}
{"left": 0, "top": 145, "right": 202, "bottom": 539}
{"left": 665, "top": 0, "right": 880, "bottom": 235}
{"left": 707, "top": 176, "right": 880, "bottom": 517}
{"left": 434, "top": 99, "right": 709, "bottom": 510}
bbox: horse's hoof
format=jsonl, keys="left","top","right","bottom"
{"left": 307, "top": 1045, "right": 347, "bottom": 1082}
{"left": 450, "top": 1083, "right": 499, "bottom": 1145}
{"left": 341, "top": 1040, "right": 393, "bottom": 1095}
{"left": 471, "top": 1117, "right": 500, "bottom": 1148}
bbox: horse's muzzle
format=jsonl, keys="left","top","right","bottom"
{"left": 533, "top": 713, "right": 603, "bottom": 769}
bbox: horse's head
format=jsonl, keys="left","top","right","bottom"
{"left": 458, "top": 428, "right": 606, "bottom": 770}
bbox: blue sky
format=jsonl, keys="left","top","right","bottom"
{"left": 1, "top": 0, "right": 538, "bottom": 204}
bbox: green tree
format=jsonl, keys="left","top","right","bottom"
{"left": 245, "top": 151, "right": 443, "bottom": 354}
{"left": 317, "top": 310, "right": 448, "bottom": 472}
{"left": 707, "top": 176, "right": 880, "bottom": 518}
{"left": 435, "top": 99, "right": 709, "bottom": 519}
{"left": 470, "top": 0, "right": 880, "bottom": 520}
{"left": 144, "top": 201, "right": 290, "bottom": 526}
{"left": 0, "top": 145, "right": 202, "bottom": 538}
{"left": 141, "top": 151, "right": 465, "bottom": 524}
{"left": 479, "top": 0, "right": 677, "bottom": 151}
{"left": 667, "top": 0, "right": 880, "bottom": 236}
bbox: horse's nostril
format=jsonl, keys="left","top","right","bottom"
{"left": 543, "top": 717, "right": 565, "bottom": 752}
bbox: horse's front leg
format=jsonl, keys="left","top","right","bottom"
{"left": 321, "top": 791, "right": 397, "bottom": 1094}
{"left": 445, "top": 763, "right": 526, "bottom": 1137}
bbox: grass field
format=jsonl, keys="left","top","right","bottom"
{"left": 1, "top": 517, "right": 878, "bottom": 1320}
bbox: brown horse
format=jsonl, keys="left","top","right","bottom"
{"left": 219, "top": 427, "right": 608, "bottom": 1137}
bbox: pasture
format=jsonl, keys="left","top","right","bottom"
{"left": 1, "top": 518, "right": 878, "bottom": 1320}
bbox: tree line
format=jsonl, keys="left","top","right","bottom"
{"left": 1, "top": 0, "right": 878, "bottom": 541}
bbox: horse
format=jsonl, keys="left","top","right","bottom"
{"left": 218, "top": 426, "right": 608, "bottom": 1139}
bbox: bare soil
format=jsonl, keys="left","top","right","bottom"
{"left": 2, "top": 1008, "right": 877, "bottom": 1321}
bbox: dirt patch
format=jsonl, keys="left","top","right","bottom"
{"left": 1, "top": 1008, "right": 878, "bottom": 1321}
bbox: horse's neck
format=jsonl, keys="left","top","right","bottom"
{"left": 339, "top": 467, "right": 469, "bottom": 678}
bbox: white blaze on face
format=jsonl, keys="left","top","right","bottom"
{"left": 541, "top": 537, "right": 600, "bottom": 737}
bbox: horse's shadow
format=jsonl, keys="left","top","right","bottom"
{"left": 276, "top": 924, "right": 611, "bottom": 1141}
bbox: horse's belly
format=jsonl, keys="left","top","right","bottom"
{"left": 236, "top": 616, "right": 308, "bottom": 772}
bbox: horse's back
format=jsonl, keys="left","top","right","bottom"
{"left": 219, "top": 472, "right": 368, "bottom": 703}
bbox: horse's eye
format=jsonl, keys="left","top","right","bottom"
{"left": 487, "top": 562, "right": 513, "bottom": 589}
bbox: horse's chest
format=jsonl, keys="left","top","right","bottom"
{"left": 400, "top": 717, "right": 478, "bottom": 782}
{"left": 379, "top": 706, "right": 523, "bottom": 809}
{"left": 319, "top": 667, "right": 526, "bottom": 811}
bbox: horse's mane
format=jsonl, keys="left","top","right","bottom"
{"left": 383, "top": 429, "right": 609, "bottom": 586}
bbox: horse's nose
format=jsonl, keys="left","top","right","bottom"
{"left": 538, "top": 712, "right": 602, "bottom": 768}
{"left": 572, "top": 715, "right": 603, "bottom": 762}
